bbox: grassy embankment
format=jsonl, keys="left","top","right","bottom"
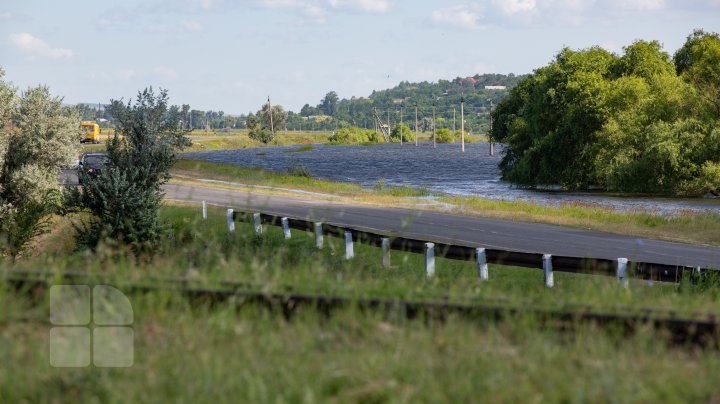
{"left": 172, "top": 158, "right": 720, "bottom": 247}
{"left": 3, "top": 203, "right": 720, "bottom": 401}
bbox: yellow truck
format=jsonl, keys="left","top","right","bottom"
{"left": 80, "top": 121, "right": 101, "bottom": 144}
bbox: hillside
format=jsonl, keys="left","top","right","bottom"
{"left": 288, "top": 73, "right": 525, "bottom": 133}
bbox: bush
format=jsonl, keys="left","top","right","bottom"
{"left": 249, "top": 128, "right": 275, "bottom": 144}
{"left": 435, "top": 128, "right": 455, "bottom": 143}
{"left": 390, "top": 123, "right": 415, "bottom": 143}
{"left": 327, "top": 127, "right": 381, "bottom": 144}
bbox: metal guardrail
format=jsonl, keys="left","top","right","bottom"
{"left": 232, "top": 211, "right": 705, "bottom": 284}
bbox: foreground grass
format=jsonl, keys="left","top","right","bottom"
{"left": 3, "top": 291, "right": 720, "bottom": 402}
{"left": 173, "top": 158, "right": 720, "bottom": 246}
{"left": 3, "top": 204, "right": 720, "bottom": 401}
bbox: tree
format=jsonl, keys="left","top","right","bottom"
{"left": 258, "top": 102, "right": 288, "bottom": 131}
{"left": 320, "top": 91, "right": 338, "bottom": 116}
{"left": 435, "top": 128, "right": 454, "bottom": 143}
{"left": 73, "top": 87, "right": 191, "bottom": 252}
{"left": 674, "top": 30, "right": 720, "bottom": 116}
{"left": 0, "top": 70, "right": 80, "bottom": 259}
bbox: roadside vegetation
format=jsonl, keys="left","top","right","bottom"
{"left": 493, "top": 30, "right": 720, "bottom": 196}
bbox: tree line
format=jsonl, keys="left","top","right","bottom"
{"left": 491, "top": 30, "right": 720, "bottom": 196}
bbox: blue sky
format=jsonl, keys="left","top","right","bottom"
{"left": 1, "top": 0, "right": 719, "bottom": 114}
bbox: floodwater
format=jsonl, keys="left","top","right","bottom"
{"left": 183, "top": 142, "right": 720, "bottom": 215}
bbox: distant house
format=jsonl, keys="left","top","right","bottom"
{"left": 484, "top": 85, "right": 507, "bottom": 90}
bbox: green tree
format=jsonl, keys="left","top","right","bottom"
{"left": 320, "top": 91, "right": 338, "bottom": 116}
{"left": 73, "top": 88, "right": 191, "bottom": 252}
{"left": 0, "top": 71, "right": 80, "bottom": 259}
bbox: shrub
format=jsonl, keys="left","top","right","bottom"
{"left": 390, "top": 123, "right": 415, "bottom": 143}
{"left": 249, "top": 128, "right": 275, "bottom": 144}
{"left": 327, "top": 127, "right": 381, "bottom": 144}
{"left": 435, "top": 128, "right": 455, "bottom": 143}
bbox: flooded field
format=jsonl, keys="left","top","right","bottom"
{"left": 183, "top": 142, "right": 720, "bottom": 215}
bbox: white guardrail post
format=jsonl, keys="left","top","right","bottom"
{"left": 281, "top": 217, "right": 291, "bottom": 239}
{"left": 617, "top": 258, "right": 629, "bottom": 288}
{"left": 202, "top": 201, "right": 207, "bottom": 220}
{"left": 253, "top": 213, "right": 263, "bottom": 235}
{"left": 543, "top": 254, "right": 554, "bottom": 288}
{"left": 381, "top": 238, "right": 391, "bottom": 268}
{"left": 314, "top": 222, "right": 323, "bottom": 249}
{"left": 226, "top": 209, "right": 235, "bottom": 233}
{"left": 345, "top": 231, "right": 354, "bottom": 260}
{"left": 476, "top": 248, "right": 488, "bottom": 281}
{"left": 425, "top": 242, "right": 435, "bottom": 277}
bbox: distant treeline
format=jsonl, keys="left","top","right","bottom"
{"left": 75, "top": 73, "right": 523, "bottom": 134}
{"left": 290, "top": 73, "right": 523, "bottom": 133}
{"left": 491, "top": 30, "right": 720, "bottom": 196}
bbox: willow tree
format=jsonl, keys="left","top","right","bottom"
{"left": 0, "top": 69, "right": 80, "bottom": 259}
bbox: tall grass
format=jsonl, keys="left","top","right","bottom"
{"left": 3, "top": 204, "right": 720, "bottom": 401}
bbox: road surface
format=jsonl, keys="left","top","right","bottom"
{"left": 163, "top": 182, "right": 720, "bottom": 269}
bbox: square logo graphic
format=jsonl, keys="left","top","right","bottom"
{"left": 49, "top": 285, "right": 134, "bottom": 368}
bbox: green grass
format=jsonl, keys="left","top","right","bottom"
{"left": 3, "top": 203, "right": 720, "bottom": 401}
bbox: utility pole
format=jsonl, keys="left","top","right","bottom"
{"left": 432, "top": 102, "right": 436, "bottom": 148}
{"left": 267, "top": 96, "right": 274, "bottom": 136}
{"left": 489, "top": 99, "right": 494, "bottom": 156}
{"left": 414, "top": 105, "right": 418, "bottom": 147}
{"left": 460, "top": 97, "right": 465, "bottom": 153}
{"left": 399, "top": 102, "right": 404, "bottom": 145}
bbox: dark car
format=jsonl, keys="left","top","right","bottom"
{"left": 78, "top": 153, "right": 110, "bottom": 184}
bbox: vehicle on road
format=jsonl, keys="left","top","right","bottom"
{"left": 80, "top": 121, "right": 101, "bottom": 144}
{"left": 77, "top": 152, "right": 110, "bottom": 184}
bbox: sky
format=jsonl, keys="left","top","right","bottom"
{"left": 1, "top": 0, "right": 719, "bottom": 114}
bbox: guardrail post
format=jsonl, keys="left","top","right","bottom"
{"left": 381, "top": 238, "right": 391, "bottom": 268}
{"left": 202, "top": 201, "right": 207, "bottom": 220}
{"left": 314, "top": 222, "right": 323, "bottom": 249}
{"left": 425, "top": 242, "right": 435, "bottom": 277}
{"left": 281, "top": 217, "right": 291, "bottom": 239}
{"left": 253, "top": 213, "right": 263, "bottom": 235}
{"left": 476, "top": 248, "right": 488, "bottom": 281}
{"left": 542, "top": 254, "right": 554, "bottom": 288}
{"left": 226, "top": 209, "right": 235, "bottom": 233}
{"left": 345, "top": 231, "right": 354, "bottom": 260}
{"left": 617, "top": 258, "right": 629, "bottom": 288}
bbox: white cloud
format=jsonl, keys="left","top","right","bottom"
{"left": 493, "top": 0, "right": 537, "bottom": 15}
{"left": 0, "top": 12, "right": 13, "bottom": 20}
{"left": 611, "top": 0, "right": 665, "bottom": 10}
{"left": 431, "top": 4, "right": 484, "bottom": 31}
{"left": 257, "top": 0, "right": 393, "bottom": 22}
{"left": 260, "top": 0, "right": 328, "bottom": 22}
{"left": 182, "top": 20, "right": 204, "bottom": 32}
{"left": 8, "top": 33, "right": 73, "bottom": 60}
{"left": 328, "top": 0, "right": 392, "bottom": 13}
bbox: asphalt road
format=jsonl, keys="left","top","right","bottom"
{"left": 164, "top": 182, "right": 720, "bottom": 269}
